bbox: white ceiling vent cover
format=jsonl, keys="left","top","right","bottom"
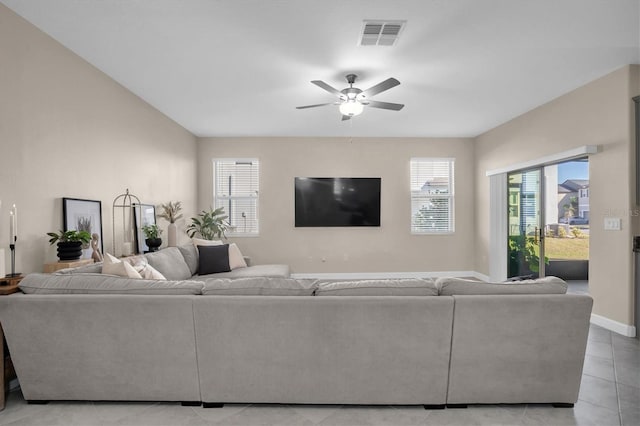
{"left": 359, "top": 20, "right": 406, "bottom": 46}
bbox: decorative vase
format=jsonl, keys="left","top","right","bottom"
{"left": 167, "top": 223, "right": 177, "bottom": 247}
{"left": 57, "top": 241, "right": 83, "bottom": 261}
{"left": 145, "top": 238, "right": 162, "bottom": 252}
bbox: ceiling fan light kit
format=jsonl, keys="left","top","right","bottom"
{"left": 339, "top": 99, "right": 364, "bottom": 117}
{"left": 297, "top": 74, "right": 404, "bottom": 120}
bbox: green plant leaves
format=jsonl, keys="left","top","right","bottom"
{"left": 47, "top": 230, "right": 91, "bottom": 245}
{"left": 142, "top": 224, "right": 162, "bottom": 239}
{"left": 186, "top": 207, "right": 229, "bottom": 240}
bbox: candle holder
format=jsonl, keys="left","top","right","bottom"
{"left": 7, "top": 237, "right": 21, "bottom": 277}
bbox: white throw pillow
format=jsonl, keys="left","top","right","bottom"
{"left": 192, "top": 238, "right": 223, "bottom": 247}
{"left": 102, "top": 253, "right": 142, "bottom": 279}
{"left": 132, "top": 258, "right": 167, "bottom": 280}
{"left": 228, "top": 243, "right": 248, "bottom": 270}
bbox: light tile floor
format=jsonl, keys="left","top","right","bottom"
{"left": 1, "top": 282, "right": 638, "bottom": 426}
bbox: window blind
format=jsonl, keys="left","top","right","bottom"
{"left": 410, "top": 158, "right": 455, "bottom": 234}
{"left": 213, "top": 159, "right": 259, "bottom": 235}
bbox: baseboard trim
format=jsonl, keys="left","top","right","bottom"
{"left": 291, "top": 271, "right": 483, "bottom": 280}
{"left": 590, "top": 313, "right": 637, "bottom": 337}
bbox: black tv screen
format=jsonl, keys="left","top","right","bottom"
{"left": 295, "top": 177, "right": 381, "bottom": 227}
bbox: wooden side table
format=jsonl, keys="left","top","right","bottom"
{"left": 0, "top": 274, "right": 23, "bottom": 411}
{"left": 43, "top": 258, "right": 94, "bottom": 273}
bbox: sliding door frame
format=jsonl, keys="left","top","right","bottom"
{"left": 486, "top": 145, "right": 598, "bottom": 282}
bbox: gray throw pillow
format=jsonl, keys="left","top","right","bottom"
{"left": 315, "top": 278, "right": 438, "bottom": 296}
{"left": 436, "top": 276, "right": 568, "bottom": 296}
{"left": 202, "top": 277, "right": 318, "bottom": 296}
{"left": 144, "top": 247, "right": 192, "bottom": 280}
{"left": 19, "top": 273, "right": 204, "bottom": 295}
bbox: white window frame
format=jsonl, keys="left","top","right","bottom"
{"left": 410, "top": 158, "right": 455, "bottom": 235}
{"left": 212, "top": 158, "right": 259, "bottom": 237}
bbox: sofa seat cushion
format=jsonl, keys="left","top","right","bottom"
{"left": 436, "top": 276, "right": 568, "bottom": 296}
{"left": 19, "top": 273, "right": 204, "bottom": 295}
{"left": 202, "top": 277, "right": 317, "bottom": 296}
{"left": 316, "top": 278, "right": 438, "bottom": 296}
{"left": 144, "top": 247, "right": 192, "bottom": 281}
{"left": 198, "top": 264, "right": 290, "bottom": 279}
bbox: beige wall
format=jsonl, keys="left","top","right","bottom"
{"left": 475, "top": 65, "right": 639, "bottom": 326}
{"left": 3, "top": 1, "right": 637, "bottom": 329}
{"left": 197, "top": 137, "right": 475, "bottom": 274}
{"left": 0, "top": 4, "right": 198, "bottom": 273}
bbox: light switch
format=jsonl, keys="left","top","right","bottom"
{"left": 604, "top": 217, "right": 621, "bottom": 231}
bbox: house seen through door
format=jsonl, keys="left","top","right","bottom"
{"left": 507, "top": 159, "right": 589, "bottom": 280}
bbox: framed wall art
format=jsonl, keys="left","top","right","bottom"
{"left": 63, "top": 197, "right": 103, "bottom": 259}
{"left": 133, "top": 203, "right": 156, "bottom": 254}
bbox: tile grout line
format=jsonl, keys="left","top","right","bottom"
{"left": 610, "top": 330, "right": 624, "bottom": 426}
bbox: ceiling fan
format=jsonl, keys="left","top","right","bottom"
{"left": 296, "top": 74, "right": 404, "bottom": 120}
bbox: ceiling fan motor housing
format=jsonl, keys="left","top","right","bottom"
{"left": 341, "top": 87, "right": 363, "bottom": 101}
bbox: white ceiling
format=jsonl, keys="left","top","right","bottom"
{"left": 2, "top": 0, "right": 639, "bottom": 138}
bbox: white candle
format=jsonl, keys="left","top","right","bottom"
{"left": 12, "top": 204, "right": 17, "bottom": 238}
{"left": 9, "top": 210, "right": 15, "bottom": 244}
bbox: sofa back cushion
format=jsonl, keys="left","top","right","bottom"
{"left": 55, "top": 263, "right": 103, "bottom": 274}
{"left": 144, "top": 247, "right": 192, "bottom": 280}
{"left": 315, "top": 278, "right": 438, "bottom": 296}
{"left": 202, "top": 277, "right": 318, "bottom": 296}
{"left": 19, "top": 273, "right": 203, "bottom": 295}
{"left": 178, "top": 243, "right": 199, "bottom": 276}
{"left": 436, "top": 276, "right": 567, "bottom": 296}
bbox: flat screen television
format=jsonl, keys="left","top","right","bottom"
{"left": 295, "top": 177, "right": 381, "bottom": 227}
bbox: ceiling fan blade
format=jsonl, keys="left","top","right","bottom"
{"left": 311, "top": 80, "right": 343, "bottom": 97}
{"left": 296, "top": 103, "right": 333, "bottom": 109}
{"left": 361, "top": 78, "right": 400, "bottom": 98}
{"left": 366, "top": 100, "right": 404, "bottom": 111}
{"left": 341, "top": 115, "right": 352, "bottom": 121}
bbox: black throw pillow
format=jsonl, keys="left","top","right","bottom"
{"left": 198, "top": 244, "right": 231, "bottom": 275}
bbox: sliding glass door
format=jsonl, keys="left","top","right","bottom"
{"left": 507, "top": 168, "right": 545, "bottom": 278}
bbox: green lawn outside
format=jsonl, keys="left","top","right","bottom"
{"left": 544, "top": 236, "right": 589, "bottom": 260}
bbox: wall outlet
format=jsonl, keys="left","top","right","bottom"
{"left": 604, "top": 217, "right": 621, "bottom": 231}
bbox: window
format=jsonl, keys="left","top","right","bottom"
{"left": 213, "top": 158, "right": 259, "bottom": 236}
{"left": 410, "top": 158, "right": 455, "bottom": 234}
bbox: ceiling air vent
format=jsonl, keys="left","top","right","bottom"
{"left": 359, "top": 20, "right": 406, "bottom": 46}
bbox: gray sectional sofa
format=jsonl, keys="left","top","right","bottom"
{"left": 0, "top": 246, "right": 593, "bottom": 409}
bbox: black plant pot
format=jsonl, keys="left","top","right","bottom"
{"left": 57, "top": 241, "right": 83, "bottom": 261}
{"left": 145, "top": 238, "right": 162, "bottom": 252}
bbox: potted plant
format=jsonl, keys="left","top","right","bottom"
{"left": 142, "top": 224, "right": 163, "bottom": 252}
{"left": 47, "top": 230, "right": 92, "bottom": 261}
{"left": 158, "top": 201, "right": 183, "bottom": 247}
{"left": 186, "top": 207, "right": 229, "bottom": 240}
{"left": 507, "top": 235, "right": 549, "bottom": 277}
